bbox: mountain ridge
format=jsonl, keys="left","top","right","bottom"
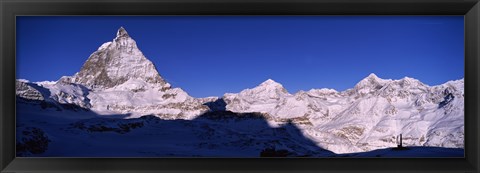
{"left": 16, "top": 27, "right": 464, "bottom": 155}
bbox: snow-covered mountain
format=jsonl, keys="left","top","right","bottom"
{"left": 16, "top": 27, "right": 464, "bottom": 156}
{"left": 224, "top": 79, "right": 291, "bottom": 119}
{"left": 223, "top": 73, "right": 464, "bottom": 154}
{"left": 18, "top": 27, "right": 209, "bottom": 119}
{"left": 64, "top": 27, "right": 169, "bottom": 90}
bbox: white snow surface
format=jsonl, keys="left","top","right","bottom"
{"left": 15, "top": 28, "right": 464, "bottom": 156}
{"left": 223, "top": 76, "right": 464, "bottom": 154}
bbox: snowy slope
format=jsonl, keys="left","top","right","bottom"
{"left": 224, "top": 79, "right": 291, "bottom": 118}
{"left": 16, "top": 27, "right": 464, "bottom": 157}
{"left": 223, "top": 74, "right": 464, "bottom": 154}
{"left": 16, "top": 101, "right": 334, "bottom": 157}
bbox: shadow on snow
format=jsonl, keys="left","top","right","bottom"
{"left": 16, "top": 97, "right": 464, "bottom": 157}
{"left": 16, "top": 97, "right": 334, "bottom": 157}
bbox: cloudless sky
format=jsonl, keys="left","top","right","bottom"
{"left": 17, "top": 16, "right": 464, "bottom": 97}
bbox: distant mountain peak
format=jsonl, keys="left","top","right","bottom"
{"left": 255, "top": 79, "right": 289, "bottom": 93}
{"left": 259, "top": 79, "right": 281, "bottom": 87}
{"left": 398, "top": 76, "right": 422, "bottom": 85}
{"left": 116, "top": 26, "right": 129, "bottom": 38}
{"left": 355, "top": 73, "right": 386, "bottom": 87}
{"left": 223, "top": 78, "right": 289, "bottom": 101}
{"left": 352, "top": 73, "right": 391, "bottom": 94}
{"left": 367, "top": 73, "right": 379, "bottom": 79}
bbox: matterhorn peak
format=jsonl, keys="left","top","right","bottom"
{"left": 68, "top": 28, "right": 169, "bottom": 90}
{"left": 116, "top": 26, "right": 130, "bottom": 38}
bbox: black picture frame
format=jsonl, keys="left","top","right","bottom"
{"left": 1, "top": 0, "right": 479, "bottom": 172}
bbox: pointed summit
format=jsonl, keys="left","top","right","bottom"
{"left": 259, "top": 79, "right": 281, "bottom": 87}
{"left": 354, "top": 73, "right": 388, "bottom": 93}
{"left": 252, "top": 79, "right": 289, "bottom": 95}
{"left": 67, "top": 28, "right": 169, "bottom": 90}
{"left": 222, "top": 78, "right": 290, "bottom": 108}
{"left": 366, "top": 73, "right": 379, "bottom": 80}
{"left": 359, "top": 73, "right": 385, "bottom": 83}
{"left": 358, "top": 73, "right": 383, "bottom": 83}
{"left": 116, "top": 26, "right": 129, "bottom": 38}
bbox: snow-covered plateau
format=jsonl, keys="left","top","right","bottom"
{"left": 16, "top": 27, "right": 464, "bottom": 157}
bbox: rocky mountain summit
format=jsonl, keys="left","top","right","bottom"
{"left": 16, "top": 27, "right": 464, "bottom": 156}
{"left": 62, "top": 27, "right": 169, "bottom": 90}
{"left": 18, "top": 27, "right": 209, "bottom": 119}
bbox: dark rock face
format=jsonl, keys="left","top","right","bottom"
{"left": 439, "top": 93, "right": 454, "bottom": 108}
{"left": 72, "top": 51, "right": 120, "bottom": 89}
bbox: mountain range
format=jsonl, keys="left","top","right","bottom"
{"left": 16, "top": 27, "right": 464, "bottom": 156}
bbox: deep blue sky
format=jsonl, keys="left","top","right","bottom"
{"left": 17, "top": 16, "right": 464, "bottom": 97}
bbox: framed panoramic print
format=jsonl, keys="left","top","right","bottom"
{"left": 1, "top": 0, "right": 480, "bottom": 173}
